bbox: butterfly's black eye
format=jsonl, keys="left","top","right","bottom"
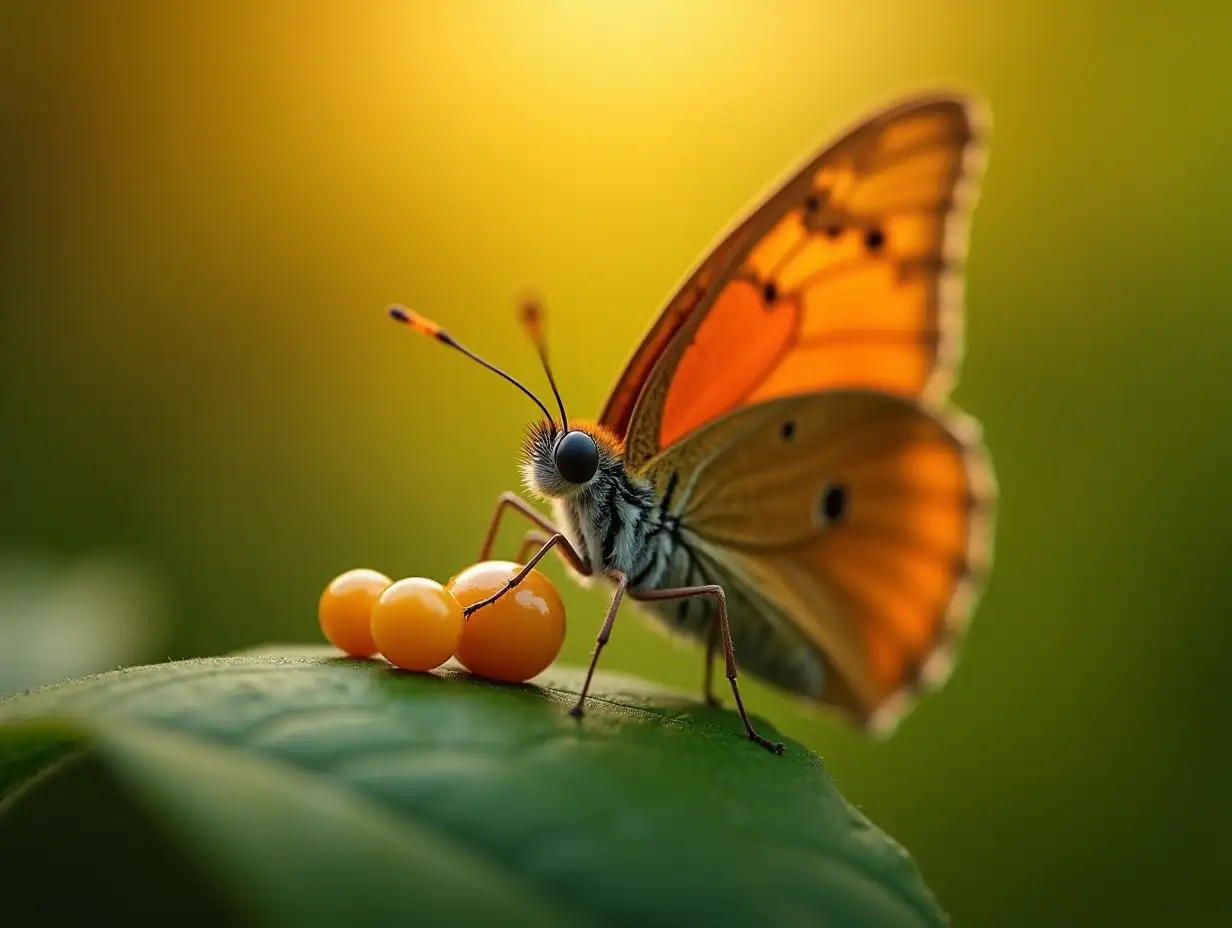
{"left": 554, "top": 430, "right": 599, "bottom": 485}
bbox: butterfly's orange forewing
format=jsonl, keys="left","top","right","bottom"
{"left": 600, "top": 96, "right": 986, "bottom": 470}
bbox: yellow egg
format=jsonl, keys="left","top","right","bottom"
{"left": 448, "top": 560, "right": 566, "bottom": 683}
{"left": 318, "top": 568, "right": 390, "bottom": 658}
{"left": 370, "top": 577, "right": 464, "bottom": 672}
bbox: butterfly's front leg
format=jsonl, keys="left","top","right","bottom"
{"left": 631, "top": 584, "right": 784, "bottom": 755}
{"left": 465, "top": 491, "right": 592, "bottom": 617}
{"left": 463, "top": 531, "right": 590, "bottom": 617}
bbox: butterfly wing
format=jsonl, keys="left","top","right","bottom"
{"left": 601, "top": 94, "right": 987, "bottom": 469}
{"left": 638, "top": 391, "right": 995, "bottom": 733}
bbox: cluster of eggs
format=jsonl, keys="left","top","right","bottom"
{"left": 318, "top": 561, "right": 566, "bottom": 683}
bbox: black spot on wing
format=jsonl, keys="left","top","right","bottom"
{"left": 819, "top": 483, "right": 847, "bottom": 524}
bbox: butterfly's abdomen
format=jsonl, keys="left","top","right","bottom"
{"left": 640, "top": 527, "right": 826, "bottom": 691}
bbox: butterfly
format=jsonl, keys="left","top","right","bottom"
{"left": 390, "top": 93, "right": 996, "bottom": 753}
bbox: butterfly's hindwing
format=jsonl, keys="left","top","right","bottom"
{"left": 637, "top": 390, "right": 995, "bottom": 732}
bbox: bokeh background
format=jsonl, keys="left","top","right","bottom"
{"left": 2, "top": 2, "right": 1227, "bottom": 924}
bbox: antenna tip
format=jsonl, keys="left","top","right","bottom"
{"left": 387, "top": 305, "right": 443, "bottom": 338}
{"left": 519, "top": 296, "right": 545, "bottom": 343}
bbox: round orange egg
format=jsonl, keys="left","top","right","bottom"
{"left": 318, "top": 568, "right": 391, "bottom": 658}
{"left": 448, "top": 560, "right": 566, "bottom": 683}
{"left": 370, "top": 577, "right": 464, "bottom": 672}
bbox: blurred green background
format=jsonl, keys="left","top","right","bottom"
{"left": 1, "top": 1, "right": 1227, "bottom": 924}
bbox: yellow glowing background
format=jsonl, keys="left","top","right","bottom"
{"left": 2, "top": 2, "right": 1228, "bottom": 923}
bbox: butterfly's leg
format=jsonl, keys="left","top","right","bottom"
{"left": 568, "top": 570, "right": 629, "bottom": 719}
{"left": 514, "top": 530, "right": 552, "bottom": 565}
{"left": 702, "top": 617, "right": 722, "bottom": 708}
{"left": 476, "top": 491, "right": 560, "bottom": 561}
{"left": 464, "top": 532, "right": 591, "bottom": 617}
{"left": 631, "top": 585, "right": 784, "bottom": 755}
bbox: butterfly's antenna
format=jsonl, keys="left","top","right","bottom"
{"left": 388, "top": 305, "right": 558, "bottom": 431}
{"left": 519, "top": 298, "right": 569, "bottom": 429}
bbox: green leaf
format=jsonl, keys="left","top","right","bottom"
{"left": 0, "top": 647, "right": 946, "bottom": 927}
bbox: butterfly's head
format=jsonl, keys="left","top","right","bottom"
{"left": 519, "top": 418, "right": 622, "bottom": 500}
{"left": 389, "top": 298, "right": 619, "bottom": 500}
